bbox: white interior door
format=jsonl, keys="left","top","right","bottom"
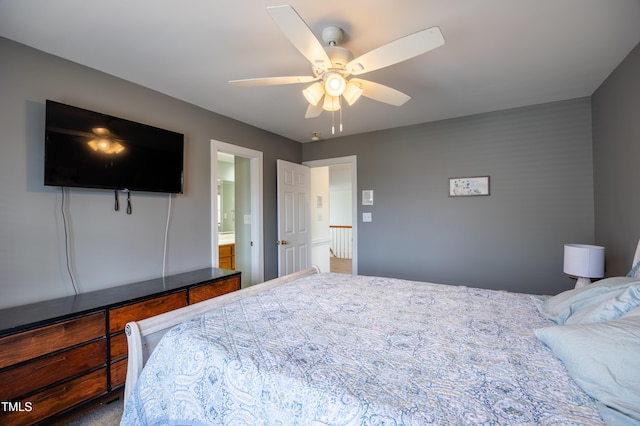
{"left": 277, "top": 159, "right": 310, "bottom": 276}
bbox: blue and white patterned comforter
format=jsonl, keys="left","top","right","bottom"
{"left": 121, "top": 273, "right": 603, "bottom": 425}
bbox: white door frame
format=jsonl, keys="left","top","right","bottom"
{"left": 303, "top": 155, "right": 358, "bottom": 275}
{"left": 211, "top": 140, "right": 264, "bottom": 285}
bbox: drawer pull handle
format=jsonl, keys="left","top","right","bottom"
{"left": 33, "top": 356, "right": 67, "bottom": 370}
{"left": 35, "top": 387, "right": 68, "bottom": 402}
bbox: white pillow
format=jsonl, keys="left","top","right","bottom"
{"left": 564, "top": 284, "right": 640, "bottom": 325}
{"left": 535, "top": 315, "right": 640, "bottom": 423}
{"left": 621, "top": 306, "right": 640, "bottom": 318}
{"left": 538, "top": 277, "right": 640, "bottom": 324}
{"left": 627, "top": 261, "right": 640, "bottom": 279}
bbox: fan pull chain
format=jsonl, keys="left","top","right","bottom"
{"left": 331, "top": 108, "right": 335, "bottom": 135}
{"left": 339, "top": 97, "right": 343, "bottom": 132}
{"left": 331, "top": 115, "right": 334, "bottom": 135}
{"left": 331, "top": 97, "right": 344, "bottom": 135}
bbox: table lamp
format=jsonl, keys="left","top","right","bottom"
{"left": 563, "top": 244, "right": 605, "bottom": 288}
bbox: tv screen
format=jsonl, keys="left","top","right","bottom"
{"left": 44, "top": 100, "right": 184, "bottom": 193}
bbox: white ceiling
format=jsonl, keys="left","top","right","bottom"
{"left": 1, "top": 0, "right": 639, "bottom": 143}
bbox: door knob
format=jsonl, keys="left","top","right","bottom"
{"left": 277, "top": 240, "right": 289, "bottom": 245}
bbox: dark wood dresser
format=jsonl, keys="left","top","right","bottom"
{"left": 0, "top": 268, "right": 240, "bottom": 425}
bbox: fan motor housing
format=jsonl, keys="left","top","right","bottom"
{"left": 313, "top": 45, "right": 353, "bottom": 77}
{"left": 325, "top": 46, "right": 353, "bottom": 68}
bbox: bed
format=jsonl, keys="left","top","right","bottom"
{"left": 122, "top": 253, "right": 640, "bottom": 425}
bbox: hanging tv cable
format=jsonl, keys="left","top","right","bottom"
{"left": 126, "top": 191, "right": 132, "bottom": 215}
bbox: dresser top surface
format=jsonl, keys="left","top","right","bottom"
{"left": 0, "top": 268, "right": 240, "bottom": 336}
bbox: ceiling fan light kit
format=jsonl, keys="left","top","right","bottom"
{"left": 229, "top": 5, "right": 445, "bottom": 136}
{"left": 343, "top": 82, "right": 364, "bottom": 106}
{"left": 323, "top": 95, "right": 341, "bottom": 112}
{"left": 302, "top": 82, "right": 324, "bottom": 106}
{"left": 324, "top": 72, "right": 346, "bottom": 97}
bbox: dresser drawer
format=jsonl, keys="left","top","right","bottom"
{"left": 189, "top": 276, "right": 240, "bottom": 304}
{"left": 0, "top": 339, "right": 106, "bottom": 401}
{"left": 0, "top": 367, "right": 107, "bottom": 426}
{"left": 0, "top": 312, "right": 105, "bottom": 369}
{"left": 110, "top": 357, "right": 128, "bottom": 388}
{"left": 109, "top": 332, "right": 128, "bottom": 361}
{"left": 109, "top": 291, "right": 187, "bottom": 334}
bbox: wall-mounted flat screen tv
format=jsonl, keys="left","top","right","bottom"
{"left": 45, "top": 100, "right": 184, "bottom": 193}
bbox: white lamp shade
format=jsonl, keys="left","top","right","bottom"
{"left": 563, "top": 244, "right": 605, "bottom": 278}
{"left": 323, "top": 95, "right": 341, "bottom": 111}
{"left": 343, "top": 82, "right": 364, "bottom": 106}
{"left": 302, "top": 82, "right": 324, "bottom": 106}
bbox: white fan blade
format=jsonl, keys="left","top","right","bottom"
{"left": 267, "top": 5, "right": 332, "bottom": 71}
{"left": 305, "top": 102, "right": 324, "bottom": 118}
{"left": 347, "top": 26, "right": 444, "bottom": 75}
{"left": 229, "top": 76, "right": 317, "bottom": 87}
{"left": 350, "top": 78, "right": 411, "bottom": 106}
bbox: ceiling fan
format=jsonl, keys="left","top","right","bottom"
{"left": 229, "top": 5, "right": 445, "bottom": 134}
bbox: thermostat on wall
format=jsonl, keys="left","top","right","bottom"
{"left": 362, "top": 190, "right": 373, "bottom": 205}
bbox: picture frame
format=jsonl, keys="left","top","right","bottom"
{"left": 449, "top": 176, "right": 490, "bottom": 197}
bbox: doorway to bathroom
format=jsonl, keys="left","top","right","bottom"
{"left": 211, "top": 140, "right": 264, "bottom": 288}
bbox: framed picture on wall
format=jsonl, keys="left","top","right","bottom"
{"left": 449, "top": 176, "right": 490, "bottom": 197}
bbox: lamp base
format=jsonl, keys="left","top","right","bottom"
{"left": 574, "top": 277, "right": 592, "bottom": 289}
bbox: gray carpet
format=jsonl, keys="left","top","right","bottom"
{"left": 66, "top": 398, "right": 124, "bottom": 425}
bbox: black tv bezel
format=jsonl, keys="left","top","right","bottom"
{"left": 44, "top": 100, "right": 184, "bottom": 194}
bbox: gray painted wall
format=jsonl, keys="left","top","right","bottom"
{"left": 2, "top": 33, "right": 636, "bottom": 308}
{"left": 0, "top": 37, "right": 300, "bottom": 309}
{"left": 304, "top": 98, "right": 595, "bottom": 295}
{"left": 592, "top": 41, "right": 640, "bottom": 275}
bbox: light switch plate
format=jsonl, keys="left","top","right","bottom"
{"left": 363, "top": 212, "right": 372, "bottom": 222}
